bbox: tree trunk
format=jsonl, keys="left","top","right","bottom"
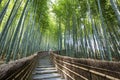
{"left": 110, "top": 0, "right": 120, "bottom": 26}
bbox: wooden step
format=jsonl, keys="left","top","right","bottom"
{"left": 34, "top": 78, "right": 65, "bottom": 80}
{"left": 35, "top": 67, "right": 56, "bottom": 71}
{"left": 37, "top": 65, "right": 54, "bottom": 68}
{"left": 33, "top": 73, "right": 61, "bottom": 80}
{"left": 35, "top": 69, "right": 58, "bottom": 74}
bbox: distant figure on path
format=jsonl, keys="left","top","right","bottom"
{"left": 48, "top": 49, "right": 52, "bottom": 54}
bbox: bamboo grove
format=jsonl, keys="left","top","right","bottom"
{"left": 0, "top": 0, "right": 51, "bottom": 63}
{"left": 52, "top": 0, "right": 120, "bottom": 61}
{"left": 0, "top": 0, "right": 120, "bottom": 63}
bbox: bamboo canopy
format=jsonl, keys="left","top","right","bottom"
{"left": 0, "top": 0, "right": 120, "bottom": 63}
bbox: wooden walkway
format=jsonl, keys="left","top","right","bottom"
{"left": 32, "top": 56, "right": 65, "bottom": 80}
{"left": 0, "top": 52, "right": 120, "bottom": 80}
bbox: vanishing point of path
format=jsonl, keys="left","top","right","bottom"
{"left": 32, "top": 55, "right": 65, "bottom": 80}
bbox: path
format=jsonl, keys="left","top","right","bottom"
{"left": 32, "top": 55, "right": 65, "bottom": 80}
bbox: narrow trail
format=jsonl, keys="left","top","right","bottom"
{"left": 32, "top": 55, "right": 65, "bottom": 80}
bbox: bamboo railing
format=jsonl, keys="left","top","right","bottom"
{"left": 0, "top": 51, "right": 51, "bottom": 80}
{"left": 51, "top": 52, "right": 120, "bottom": 80}
{"left": 0, "top": 51, "right": 48, "bottom": 80}
{"left": 0, "top": 53, "right": 38, "bottom": 80}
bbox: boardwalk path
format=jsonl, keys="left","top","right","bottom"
{"left": 32, "top": 55, "right": 65, "bottom": 80}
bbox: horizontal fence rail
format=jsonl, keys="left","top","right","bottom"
{"left": 50, "top": 53, "right": 120, "bottom": 80}
{"left": 0, "top": 51, "right": 48, "bottom": 80}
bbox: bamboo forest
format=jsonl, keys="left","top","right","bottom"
{"left": 0, "top": 0, "right": 120, "bottom": 80}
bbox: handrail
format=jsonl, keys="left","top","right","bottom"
{"left": 50, "top": 52, "right": 120, "bottom": 80}
{"left": 0, "top": 53, "right": 38, "bottom": 80}
{"left": 0, "top": 51, "right": 48, "bottom": 80}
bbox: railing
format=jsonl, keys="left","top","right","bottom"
{"left": 0, "top": 53, "right": 37, "bottom": 80}
{"left": 51, "top": 53, "right": 120, "bottom": 80}
{"left": 0, "top": 51, "right": 48, "bottom": 80}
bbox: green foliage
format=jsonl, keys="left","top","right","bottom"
{"left": 0, "top": 0, "right": 120, "bottom": 63}
{"left": 52, "top": 0, "right": 120, "bottom": 60}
